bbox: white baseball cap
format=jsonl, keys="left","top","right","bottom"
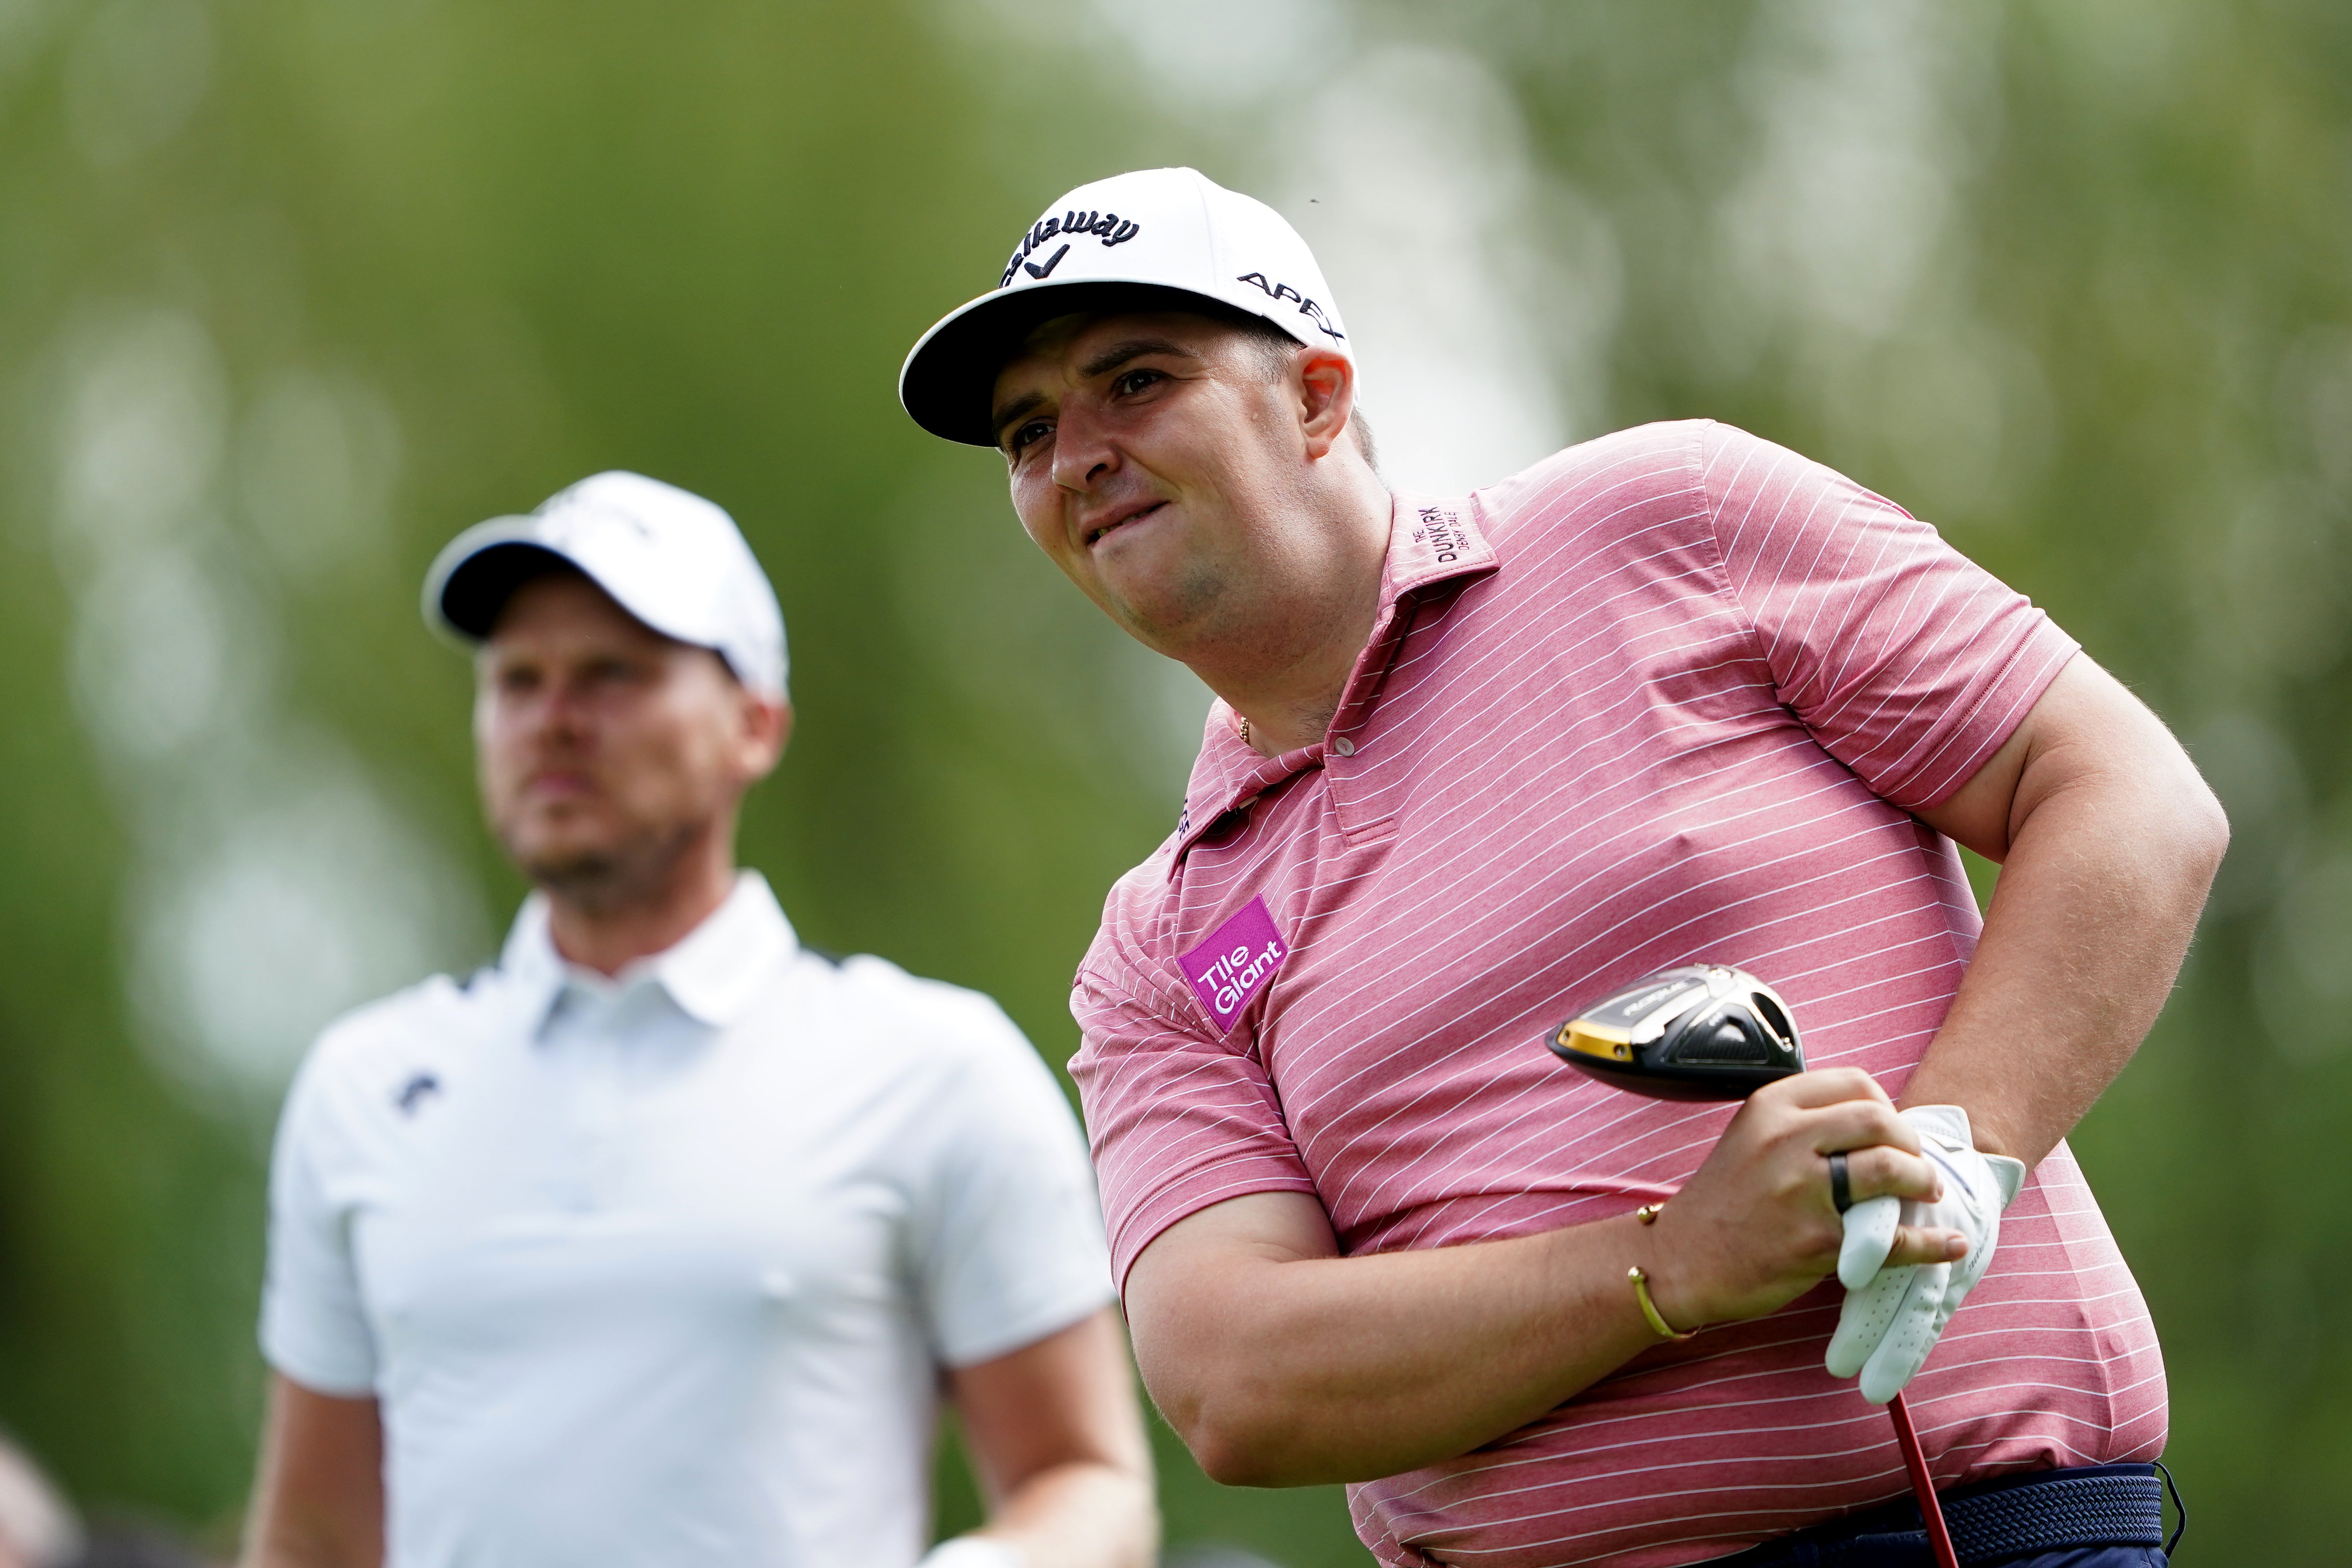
{"left": 423, "top": 471, "right": 789, "bottom": 699}
{"left": 899, "top": 166, "right": 1352, "bottom": 446}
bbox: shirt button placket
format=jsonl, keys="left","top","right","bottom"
{"left": 586, "top": 998, "right": 638, "bottom": 1206}
{"left": 559, "top": 991, "right": 624, "bottom": 1211}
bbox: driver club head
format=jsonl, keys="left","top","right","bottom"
{"left": 1547, "top": 964, "right": 1803, "bottom": 1102}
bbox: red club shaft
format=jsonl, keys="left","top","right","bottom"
{"left": 1886, "top": 1392, "right": 1958, "bottom": 1568}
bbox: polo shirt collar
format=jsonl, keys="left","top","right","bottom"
{"left": 1169, "top": 491, "right": 1499, "bottom": 868}
{"left": 498, "top": 871, "right": 800, "bottom": 1033}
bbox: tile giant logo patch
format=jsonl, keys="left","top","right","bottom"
{"left": 1179, "top": 895, "right": 1289, "bottom": 1034}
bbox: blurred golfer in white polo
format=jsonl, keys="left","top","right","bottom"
{"left": 239, "top": 473, "right": 1154, "bottom": 1568}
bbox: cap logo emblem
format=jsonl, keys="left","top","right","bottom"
{"left": 1023, "top": 243, "right": 1071, "bottom": 280}
{"left": 1001, "top": 210, "right": 1142, "bottom": 288}
{"left": 1235, "top": 272, "right": 1345, "bottom": 341}
{"left": 1177, "top": 895, "right": 1289, "bottom": 1034}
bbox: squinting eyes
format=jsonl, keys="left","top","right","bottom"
{"left": 1002, "top": 368, "right": 1169, "bottom": 455}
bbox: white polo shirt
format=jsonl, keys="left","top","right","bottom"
{"left": 261, "top": 873, "right": 1114, "bottom": 1568}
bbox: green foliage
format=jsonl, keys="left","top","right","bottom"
{"left": 0, "top": 0, "right": 2342, "bottom": 1561}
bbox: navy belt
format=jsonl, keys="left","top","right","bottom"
{"left": 1713, "top": 1462, "right": 2183, "bottom": 1567}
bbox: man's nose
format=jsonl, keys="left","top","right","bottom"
{"left": 531, "top": 678, "right": 592, "bottom": 738}
{"left": 1051, "top": 400, "right": 1118, "bottom": 493}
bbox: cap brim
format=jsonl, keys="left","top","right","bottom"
{"left": 422, "top": 525, "right": 575, "bottom": 645}
{"left": 899, "top": 280, "right": 1300, "bottom": 447}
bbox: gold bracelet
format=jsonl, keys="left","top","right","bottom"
{"left": 1628, "top": 1266, "right": 1698, "bottom": 1341}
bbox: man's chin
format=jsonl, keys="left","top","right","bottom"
{"left": 505, "top": 832, "right": 626, "bottom": 893}
{"left": 1100, "top": 563, "right": 1227, "bottom": 653}
{"left": 502, "top": 818, "right": 698, "bottom": 910}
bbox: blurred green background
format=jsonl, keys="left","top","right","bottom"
{"left": 0, "top": 0, "right": 2344, "bottom": 1561}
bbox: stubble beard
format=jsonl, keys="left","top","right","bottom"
{"left": 1109, "top": 550, "right": 1239, "bottom": 661}
{"left": 507, "top": 812, "right": 705, "bottom": 919}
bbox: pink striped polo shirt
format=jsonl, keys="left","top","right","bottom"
{"left": 1068, "top": 421, "right": 2165, "bottom": 1567}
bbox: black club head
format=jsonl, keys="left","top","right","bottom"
{"left": 1547, "top": 964, "right": 1804, "bottom": 1102}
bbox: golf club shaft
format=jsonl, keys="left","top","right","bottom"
{"left": 1886, "top": 1392, "right": 1958, "bottom": 1568}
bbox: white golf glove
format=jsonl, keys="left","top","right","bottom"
{"left": 1825, "top": 1104, "right": 2027, "bottom": 1405}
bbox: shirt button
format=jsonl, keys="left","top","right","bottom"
{"left": 1332, "top": 736, "right": 1357, "bottom": 756}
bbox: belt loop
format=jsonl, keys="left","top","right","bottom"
{"left": 2151, "top": 1459, "right": 2186, "bottom": 1556}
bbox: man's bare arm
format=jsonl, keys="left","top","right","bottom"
{"left": 1907, "top": 654, "right": 2228, "bottom": 1164}
{"left": 1125, "top": 1072, "right": 1962, "bottom": 1487}
{"left": 946, "top": 1307, "right": 1158, "bottom": 1568}
{"left": 238, "top": 1375, "right": 383, "bottom": 1568}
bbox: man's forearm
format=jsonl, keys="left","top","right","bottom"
{"left": 946, "top": 1309, "right": 1157, "bottom": 1568}
{"left": 1128, "top": 1083, "right": 1959, "bottom": 1489}
{"left": 1132, "top": 1205, "right": 1665, "bottom": 1486}
{"left": 970, "top": 1460, "right": 1156, "bottom": 1568}
{"left": 238, "top": 1378, "right": 383, "bottom": 1568}
{"left": 1905, "top": 661, "right": 2227, "bottom": 1163}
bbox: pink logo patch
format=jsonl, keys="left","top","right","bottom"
{"left": 1179, "top": 896, "right": 1289, "bottom": 1034}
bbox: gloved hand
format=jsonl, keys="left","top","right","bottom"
{"left": 1825, "top": 1104, "right": 2027, "bottom": 1405}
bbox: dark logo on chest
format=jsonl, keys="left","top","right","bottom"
{"left": 395, "top": 1071, "right": 441, "bottom": 1116}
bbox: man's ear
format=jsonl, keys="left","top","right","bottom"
{"left": 1296, "top": 349, "right": 1357, "bottom": 461}
{"left": 742, "top": 696, "right": 792, "bottom": 782}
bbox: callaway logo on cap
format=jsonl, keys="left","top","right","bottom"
{"left": 899, "top": 167, "right": 1352, "bottom": 446}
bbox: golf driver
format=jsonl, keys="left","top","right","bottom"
{"left": 1547, "top": 963, "right": 1960, "bottom": 1568}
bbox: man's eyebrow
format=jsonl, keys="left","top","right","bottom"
{"left": 990, "top": 389, "right": 1045, "bottom": 442}
{"left": 1079, "top": 337, "right": 1194, "bottom": 380}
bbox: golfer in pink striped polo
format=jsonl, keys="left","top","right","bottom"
{"left": 899, "top": 169, "right": 2226, "bottom": 1568}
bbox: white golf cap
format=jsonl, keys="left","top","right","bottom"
{"left": 899, "top": 166, "right": 1351, "bottom": 446}
{"left": 423, "top": 471, "right": 788, "bottom": 698}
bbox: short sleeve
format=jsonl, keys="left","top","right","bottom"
{"left": 1700, "top": 423, "right": 2079, "bottom": 810}
{"left": 1067, "top": 937, "right": 1319, "bottom": 1292}
{"left": 912, "top": 999, "right": 1117, "bottom": 1369}
{"left": 258, "top": 1052, "right": 380, "bottom": 1397}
